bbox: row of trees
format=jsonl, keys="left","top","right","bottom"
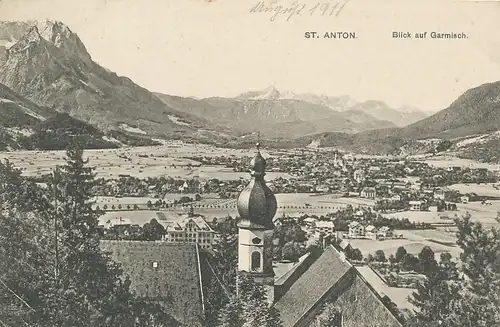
{"left": 0, "top": 139, "right": 178, "bottom": 326}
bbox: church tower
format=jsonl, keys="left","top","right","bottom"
{"left": 236, "top": 142, "right": 277, "bottom": 301}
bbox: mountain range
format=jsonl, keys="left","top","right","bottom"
{"left": 236, "top": 86, "right": 428, "bottom": 126}
{"left": 154, "top": 86, "right": 429, "bottom": 139}
{"left": 1, "top": 19, "right": 499, "bottom": 162}
{"left": 297, "top": 80, "right": 500, "bottom": 160}
{"left": 0, "top": 79, "right": 164, "bottom": 150}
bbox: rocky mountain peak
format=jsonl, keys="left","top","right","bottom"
{"left": 37, "top": 20, "right": 73, "bottom": 47}
{"left": 236, "top": 85, "right": 281, "bottom": 100}
{"left": 5, "top": 25, "right": 42, "bottom": 59}
{"left": 1, "top": 20, "right": 92, "bottom": 64}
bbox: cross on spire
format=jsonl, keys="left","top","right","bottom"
{"left": 256, "top": 132, "right": 261, "bottom": 152}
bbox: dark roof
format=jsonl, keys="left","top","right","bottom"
{"left": 100, "top": 241, "right": 205, "bottom": 327}
{"left": 273, "top": 246, "right": 352, "bottom": 327}
{"left": 335, "top": 273, "right": 403, "bottom": 327}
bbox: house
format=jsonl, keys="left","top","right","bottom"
{"left": 314, "top": 184, "right": 330, "bottom": 193}
{"left": 314, "top": 221, "right": 335, "bottom": 235}
{"left": 303, "top": 217, "right": 318, "bottom": 228}
{"left": 390, "top": 194, "right": 401, "bottom": 202}
{"left": 360, "top": 187, "right": 377, "bottom": 199}
{"left": 353, "top": 169, "right": 365, "bottom": 183}
{"left": 429, "top": 205, "right": 438, "bottom": 212}
{"left": 178, "top": 181, "right": 189, "bottom": 193}
{"left": 377, "top": 226, "right": 393, "bottom": 238}
{"left": 409, "top": 200, "right": 422, "bottom": 211}
{"left": 461, "top": 195, "right": 470, "bottom": 204}
{"left": 348, "top": 221, "right": 365, "bottom": 238}
{"left": 354, "top": 209, "right": 365, "bottom": 218}
{"left": 438, "top": 212, "right": 451, "bottom": 220}
{"left": 160, "top": 215, "right": 215, "bottom": 249}
{"left": 365, "top": 225, "right": 378, "bottom": 239}
{"left": 433, "top": 188, "right": 446, "bottom": 200}
{"left": 101, "top": 217, "right": 132, "bottom": 229}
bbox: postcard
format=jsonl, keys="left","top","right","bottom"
{"left": 0, "top": 0, "right": 499, "bottom": 326}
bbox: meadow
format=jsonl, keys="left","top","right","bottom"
{"left": 0, "top": 143, "right": 290, "bottom": 180}
{"left": 349, "top": 228, "right": 462, "bottom": 260}
{"left": 448, "top": 182, "right": 500, "bottom": 197}
{"left": 421, "top": 154, "right": 500, "bottom": 171}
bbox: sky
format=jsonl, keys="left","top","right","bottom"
{"left": 0, "top": 0, "right": 499, "bottom": 112}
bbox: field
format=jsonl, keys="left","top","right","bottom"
{"left": 381, "top": 200, "right": 500, "bottom": 229}
{"left": 0, "top": 143, "right": 291, "bottom": 180}
{"left": 349, "top": 228, "right": 462, "bottom": 260}
{"left": 448, "top": 182, "right": 500, "bottom": 197}
{"left": 420, "top": 154, "right": 500, "bottom": 171}
{"left": 94, "top": 193, "right": 376, "bottom": 224}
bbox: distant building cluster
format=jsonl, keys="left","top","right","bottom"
{"left": 347, "top": 221, "right": 402, "bottom": 240}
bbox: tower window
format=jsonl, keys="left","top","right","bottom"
{"left": 252, "top": 237, "right": 262, "bottom": 244}
{"left": 251, "top": 251, "right": 261, "bottom": 271}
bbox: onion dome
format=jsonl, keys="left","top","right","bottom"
{"left": 237, "top": 143, "right": 277, "bottom": 229}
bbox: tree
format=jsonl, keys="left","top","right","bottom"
{"left": 408, "top": 213, "right": 500, "bottom": 327}
{"left": 395, "top": 246, "right": 407, "bottom": 263}
{"left": 347, "top": 248, "right": 363, "bottom": 261}
{"left": 46, "top": 139, "right": 177, "bottom": 326}
{"left": 389, "top": 254, "right": 397, "bottom": 265}
{"left": 418, "top": 246, "right": 438, "bottom": 277}
{"left": 282, "top": 241, "right": 303, "bottom": 262}
{"left": 374, "top": 250, "right": 386, "bottom": 262}
{"left": 218, "top": 273, "right": 283, "bottom": 327}
{"left": 142, "top": 218, "right": 166, "bottom": 241}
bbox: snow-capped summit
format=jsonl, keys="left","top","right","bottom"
{"left": 236, "top": 85, "right": 281, "bottom": 100}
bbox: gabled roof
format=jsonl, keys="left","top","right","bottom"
{"left": 100, "top": 241, "right": 205, "bottom": 327}
{"left": 273, "top": 246, "right": 352, "bottom": 327}
{"left": 349, "top": 221, "right": 363, "bottom": 228}
{"left": 339, "top": 239, "right": 351, "bottom": 250}
{"left": 315, "top": 221, "right": 334, "bottom": 228}
{"left": 365, "top": 225, "right": 377, "bottom": 232}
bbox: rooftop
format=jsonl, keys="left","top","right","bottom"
{"left": 100, "top": 241, "right": 205, "bottom": 327}
{"left": 274, "top": 246, "right": 352, "bottom": 327}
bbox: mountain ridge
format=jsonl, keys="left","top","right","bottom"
{"left": 235, "top": 85, "right": 429, "bottom": 127}
{"left": 293, "top": 80, "right": 500, "bottom": 160}
{"left": 0, "top": 20, "right": 231, "bottom": 143}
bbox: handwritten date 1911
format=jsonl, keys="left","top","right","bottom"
{"left": 250, "top": 0, "right": 351, "bottom": 22}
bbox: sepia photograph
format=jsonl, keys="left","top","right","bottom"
{"left": 0, "top": 0, "right": 499, "bottom": 326}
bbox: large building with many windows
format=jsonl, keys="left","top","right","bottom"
{"left": 159, "top": 207, "right": 215, "bottom": 249}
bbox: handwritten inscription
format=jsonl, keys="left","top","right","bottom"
{"left": 249, "top": 0, "right": 351, "bottom": 22}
